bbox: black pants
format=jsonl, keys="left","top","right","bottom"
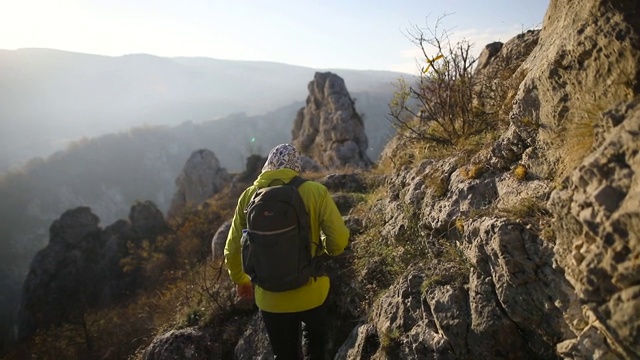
{"left": 261, "top": 302, "right": 327, "bottom": 360}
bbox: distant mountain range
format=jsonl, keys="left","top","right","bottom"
{"left": 0, "top": 48, "right": 409, "bottom": 173}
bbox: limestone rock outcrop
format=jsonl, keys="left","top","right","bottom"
{"left": 473, "top": 29, "right": 540, "bottom": 117}
{"left": 235, "top": 154, "right": 266, "bottom": 183}
{"left": 168, "top": 149, "right": 230, "bottom": 218}
{"left": 500, "top": 0, "right": 640, "bottom": 180}
{"left": 18, "top": 201, "right": 169, "bottom": 340}
{"left": 332, "top": 0, "right": 640, "bottom": 359}
{"left": 142, "top": 327, "right": 219, "bottom": 360}
{"left": 485, "top": 1, "right": 640, "bottom": 357}
{"left": 292, "top": 72, "right": 373, "bottom": 170}
{"left": 18, "top": 207, "right": 102, "bottom": 339}
{"left": 550, "top": 100, "right": 640, "bottom": 358}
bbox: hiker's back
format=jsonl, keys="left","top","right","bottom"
{"left": 242, "top": 177, "right": 314, "bottom": 292}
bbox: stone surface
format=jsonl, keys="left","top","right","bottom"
{"left": 168, "top": 149, "right": 230, "bottom": 217}
{"left": 236, "top": 154, "right": 266, "bottom": 183}
{"left": 234, "top": 314, "right": 273, "bottom": 360}
{"left": 318, "top": 173, "right": 368, "bottom": 193}
{"left": 292, "top": 72, "right": 373, "bottom": 170}
{"left": 211, "top": 220, "right": 231, "bottom": 269}
{"left": 506, "top": 0, "right": 640, "bottom": 179}
{"left": 473, "top": 30, "right": 540, "bottom": 117}
{"left": 18, "top": 207, "right": 103, "bottom": 339}
{"left": 549, "top": 100, "right": 640, "bottom": 358}
{"left": 129, "top": 200, "right": 169, "bottom": 239}
{"left": 18, "top": 202, "right": 169, "bottom": 341}
{"left": 142, "top": 327, "right": 219, "bottom": 360}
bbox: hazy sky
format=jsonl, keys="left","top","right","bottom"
{"left": 0, "top": 0, "right": 548, "bottom": 73}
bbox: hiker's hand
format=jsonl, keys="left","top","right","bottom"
{"left": 237, "top": 283, "right": 254, "bottom": 300}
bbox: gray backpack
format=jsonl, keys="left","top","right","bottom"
{"left": 241, "top": 177, "right": 316, "bottom": 292}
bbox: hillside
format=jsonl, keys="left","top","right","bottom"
{"left": 0, "top": 77, "right": 394, "bottom": 353}
{"left": 4, "top": 0, "right": 640, "bottom": 359}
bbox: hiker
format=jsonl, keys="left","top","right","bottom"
{"left": 224, "top": 143, "right": 349, "bottom": 359}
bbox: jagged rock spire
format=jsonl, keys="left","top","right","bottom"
{"left": 292, "top": 72, "right": 372, "bottom": 170}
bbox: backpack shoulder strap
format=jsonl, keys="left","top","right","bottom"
{"left": 288, "top": 176, "right": 308, "bottom": 190}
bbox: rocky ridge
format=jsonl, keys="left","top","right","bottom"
{"left": 12, "top": 0, "right": 640, "bottom": 358}
{"left": 18, "top": 201, "right": 169, "bottom": 340}
{"left": 328, "top": 1, "right": 640, "bottom": 358}
{"left": 156, "top": 0, "right": 639, "bottom": 358}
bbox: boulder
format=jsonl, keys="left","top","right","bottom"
{"left": 211, "top": 220, "right": 231, "bottom": 269}
{"left": 142, "top": 327, "right": 220, "bottom": 360}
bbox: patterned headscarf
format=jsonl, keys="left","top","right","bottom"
{"left": 262, "top": 143, "right": 302, "bottom": 173}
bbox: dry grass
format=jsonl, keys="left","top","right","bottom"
{"left": 557, "top": 116, "right": 595, "bottom": 179}
{"left": 455, "top": 218, "right": 465, "bottom": 233}
{"left": 498, "top": 197, "right": 547, "bottom": 220}
{"left": 380, "top": 328, "right": 402, "bottom": 355}
{"left": 513, "top": 164, "right": 527, "bottom": 181}
{"left": 554, "top": 99, "right": 610, "bottom": 181}
{"left": 460, "top": 164, "right": 486, "bottom": 180}
{"left": 425, "top": 172, "right": 448, "bottom": 198}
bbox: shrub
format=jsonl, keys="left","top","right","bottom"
{"left": 513, "top": 164, "right": 527, "bottom": 181}
{"left": 425, "top": 172, "right": 448, "bottom": 198}
{"left": 380, "top": 328, "right": 402, "bottom": 355}
{"left": 460, "top": 164, "right": 485, "bottom": 180}
{"left": 389, "top": 15, "right": 495, "bottom": 147}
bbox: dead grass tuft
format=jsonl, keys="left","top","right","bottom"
{"left": 513, "top": 164, "right": 527, "bottom": 181}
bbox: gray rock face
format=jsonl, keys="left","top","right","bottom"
{"left": 292, "top": 72, "right": 373, "bottom": 170}
{"left": 130, "top": 200, "right": 169, "bottom": 239}
{"left": 344, "top": 151, "right": 569, "bottom": 358}
{"left": 236, "top": 154, "right": 266, "bottom": 182}
{"left": 18, "top": 207, "right": 102, "bottom": 339}
{"left": 18, "top": 202, "right": 169, "bottom": 340}
{"left": 318, "top": 173, "right": 368, "bottom": 193}
{"left": 490, "top": 1, "right": 640, "bottom": 358}
{"left": 549, "top": 100, "right": 640, "bottom": 359}
{"left": 339, "top": 1, "right": 640, "bottom": 359}
{"left": 168, "top": 149, "right": 230, "bottom": 217}
{"left": 142, "top": 327, "right": 219, "bottom": 360}
{"left": 300, "top": 155, "right": 323, "bottom": 173}
{"left": 506, "top": 0, "right": 640, "bottom": 180}
{"left": 48, "top": 206, "right": 101, "bottom": 245}
{"left": 234, "top": 314, "right": 273, "bottom": 360}
{"left": 211, "top": 220, "right": 231, "bottom": 269}
{"left": 473, "top": 30, "right": 540, "bottom": 119}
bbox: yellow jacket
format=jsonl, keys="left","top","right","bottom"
{"left": 224, "top": 168, "right": 349, "bottom": 313}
